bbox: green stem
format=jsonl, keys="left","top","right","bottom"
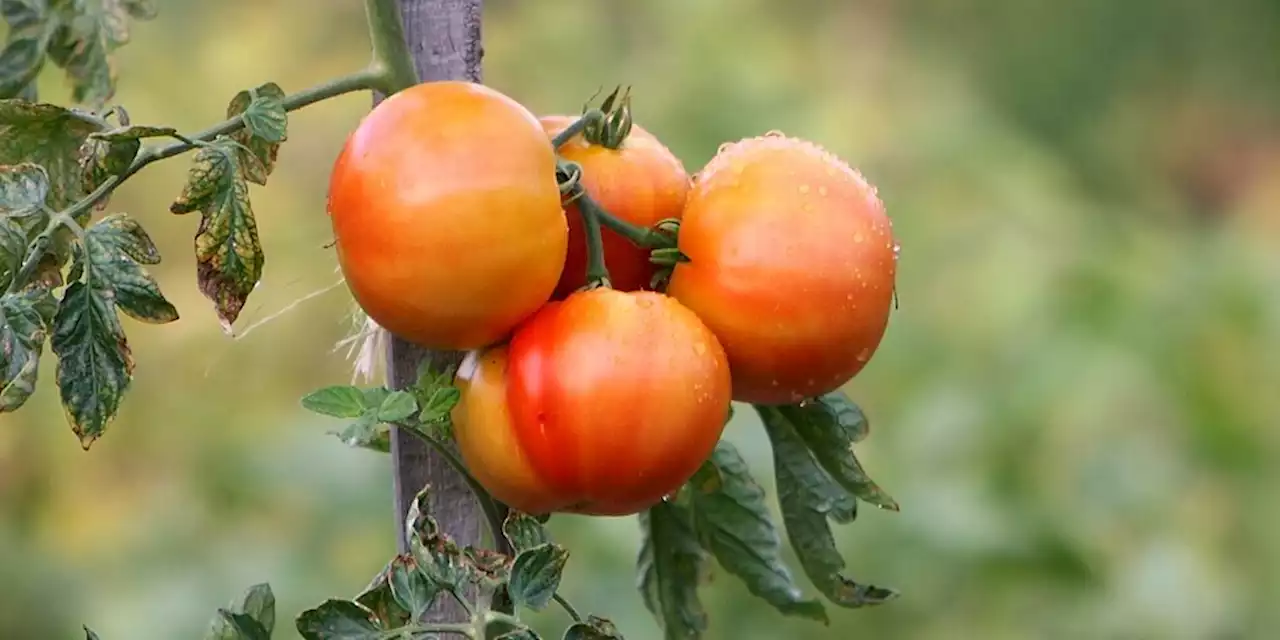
{"left": 572, "top": 187, "right": 612, "bottom": 288}
{"left": 6, "top": 179, "right": 107, "bottom": 293}
{"left": 553, "top": 593, "right": 583, "bottom": 623}
{"left": 394, "top": 622, "right": 474, "bottom": 638}
{"left": 403, "top": 425, "right": 509, "bottom": 549}
{"left": 551, "top": 109, "right": 605, "bottom": 149}
{"left": 572, "top": 188, "right": 674, "bottom": 251}
{"left": 364, "top": 0, "right": 421, "bottom": 95}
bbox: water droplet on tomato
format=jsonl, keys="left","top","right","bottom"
{"left": 764, "top": 130, "right": 786, "bottom": 138}
{"left": 854, "top": 232, "right": 865, "bottom": 243}
{"left": 856, "top": 348, "right": 871, "bottom": 363}
{"left": 798, "top": 184, "right": 810, "bottom": 194}
{"left": 634, "top": 296, "right": 654, "bottom": 309}
{"left": 693, "top": 342, "right": 707, "bottom": 356}
{"left": 818, "top": 185, "right": 828, "bottom": 196}
{"left": 770, "top": 379, "right": 780, "bottom": 387}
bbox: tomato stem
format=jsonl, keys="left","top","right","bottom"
{"left": 363, "top": 0, "right": 421, "bottom": 95}
{"left": 573, "top": 187, "right": 613, "bottom": 289}
{"left": 553, "top": 593, "right": 583, "bottom": 622}
{"left": 403, "top": 425, "right": 509, "bottom": 551}
{"left": 551, "top": 109, "right": 605, "bottom": 149}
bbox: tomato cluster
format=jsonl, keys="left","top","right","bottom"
{"left": 327, "top": 81, "right": 898, "bottom": 517}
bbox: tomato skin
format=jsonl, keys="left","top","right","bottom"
{"left": 452, "top": 288, "right": 731, "bottom": 516}
{"left": 540, "top": 115, "right": 689, "bottom": 298}
{"left": 328, "top": 81, "right": 566, "bottom": 350}
{"left": 667, "top": 134, "right": 898, "bottom": 405}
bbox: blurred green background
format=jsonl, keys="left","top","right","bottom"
{"left": 3, "top": 0, "right": 1279, "bottom": 638}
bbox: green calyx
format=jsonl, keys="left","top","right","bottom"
{"left": 580, "top": 85, "right": 634, "bottom": 150}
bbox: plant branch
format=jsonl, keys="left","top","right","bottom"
{"left": 553, "top": 593, "right": 583, "bottom": 623}
{"left": 402, "top": 424, "right": 508, "bottom": 546}
{"left": 364, "top": 0, "right": 421, "bottom": 95}
{"left": 395, "top": 622, "right": 474, "bottom": 638}
{"left": 572, "top": 185, "right": 612, "bottom": 288}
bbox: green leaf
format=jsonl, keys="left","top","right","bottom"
{"left": 377, "top": 389, "right": 417, "bottom": 422}
{"left": 414, "top": 360, "right": 460, "bottom": 429}
{"left": 388, "top": 553, "right": 438, "bottom": 620}
{"left": 236, "top": 583, "right": 276, "bottom": 636}
{"left": 0, "top": 100, "right": 105, "bottom": 209}
{"left": 508, "top": 543, "right": 569, "bottom": 611}
{"left": 83, "top": 213, "right": 178, "bottom": 323}
{"left": 564, "top": 616, "right": 624, "bottom": 640}
{"left": 759, "top": 406, "right": 899, "bottom": 609}
{"left": 225, "top": 82, "right": 287, "bottom": 184}
{"left": 354, "top": 560, "right": 411, "bottom": 630}
{"left": 208, "top": 609, "right": 269, "bottom": 640}
{"left": 0, "top": 289, "right": 52, "bottom": 412}
{"left": 169, "top": 136, "right": 265, "bottom": 331}
{"left": 0, "top": 0, "right": 56, "bottom": 100}
{"left": 295, "top": 599, "right": 381, "bottom": 640}
{"left": 51, "top": 280, "right": 130, "bottom": 448}
{"left": 418, "top": 386, "right": 460, "bottom": 426}
{"left": 503, "top": 511, "right": 551, "bottom": 553}
{"left": 637, "top": 501, "right": 709, "bottom": 640}
{"left": 773, "top": 393, "right": 897, "bottom": 510}
{"left": 301, "top": 385, "right": 367, "bottom": 418}
{"left": 45, "top": 0, "right": 159, "bottom": 107}
{"left": 329, "top": 413, "right": 390, "bottom": 453}
{"left": 83, "top": 625, "right": 101, "bottom": 640}
{"left": 0, "top": 216, "right": 24, "bottom": 290}
{"left": 687, "top": 441, "right": 828, "bottom": 623}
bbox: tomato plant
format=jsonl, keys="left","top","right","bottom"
{"left": 667, "top": 133, "right": 899, "bottom": 405}
{"left": 453, "top": 287, "right": 731, "bottom": 516}
{"left": 329, "top": 81, "right": 567, "bottom": 350}
{"left": 0, "top": 0, "right": 904, "bottom": 638}
{"left": 540, "top": 97, "right": 689, "bottom": 298}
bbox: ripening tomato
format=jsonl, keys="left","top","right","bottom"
{"left": 667, "top": 133, "right": 898, "bottom": 405}
{"left": 452, "top": 288, "right": 731, "bottom": 516}
{"left": 328, "top": 81, "right": 567, "bottom": 350}
{"left": 540, "top": 115, "right": 689, "bottom": 298}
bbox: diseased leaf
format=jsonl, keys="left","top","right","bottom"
{"left": 564, "top": 615, "right": 624, "bottom": 640}
{"left": 508, "top": 543, "right": 569, "bottom": 611}
{"left": 0, "top": 161, "right": 49, "bottom": 212}
{"left": 0, "top": 216, "right": 25, "bottom": 290}
{"left": 207, "top": 609, "right": 269, "bottom": 640}
{"left": 503, "top": 511, "right": 551, "bottom": 554}
{"left": 0, "top": 0, "right": 56, "bottom": 100}
{"left": 84, "top": 213, "right": 178, "bottom": 323}
{"left": 169, "top": 136, "right": 264, "bottom": 331}
{"left": 0, "top": 100, "right": 105, "bottom": 210}
{"left": 464, "top": 546, "right": 512, "bottom": 586}
{"left": 387, "top": 554, "right": 438, "bottom": 620}
{"left": 376, "top": 389, "right": 417, "bottom": 422}
{"left": 329, "top": 413, "right": 390, "bottom": 453}
{"left": 404, "top": 486, "right": 473, "bottom": 593}
{"left": 300, "top": 385, "right": 367, "bottom": 418}
{"left": 235, "top": 583, "right": 276, "bottom": 636}
{"left": 776, "top": 393, "right": 897, "bottom": 509}
{"left": 77, "top": 122, "right": 175, "bottom": 204}
{"left": 759, "top": 406, "right": 899, "bottom": 609}
{"left": 637, "top": 502, "right": 709, "bottom": 640}
{"left": 354, "top": 560, "right": 411, "bottom": 630}
{"left": 51, "top": 280, "right": 130, "bottom": 447}
{"left": 0, "top": 287, "right": 52, "bottom": 411}
{"left": 88, "top": 124, "right": 176, "bottom": 142}
{"left": 294, "top": 599, "right": 381, "bottom": 640}
{"left": 688, "top": 441, "right": 828, "bottom": 622}
{"left": 226, "top": 82, "right": 287, "bottom": 184}
{"left": 45, "top": 0, "right": 159, "bottom": 107}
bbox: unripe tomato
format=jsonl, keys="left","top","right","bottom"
{"left": 452, "top": 288, "right": 731, "bottom": 516}
{"left": 328, "top": 81, "right": 567, "bottom": 350}
{"left": 667, "top": 133, "right": 898, "bottom": 405}
{"left": 540, "top": 115, "right": 689, "bottom": 298}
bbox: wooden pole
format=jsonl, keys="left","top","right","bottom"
{"left": 376, "top": 0, "right": 500, "bottom": 624}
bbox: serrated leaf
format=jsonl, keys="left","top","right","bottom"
{"left": 354, "top": 560, "right": 412, "bottom": 630}
{"left": 759, "top": 406, "right": 898, "bottom": 609}
{"left": 0, "top": 287, "right": 51, "bottom": 411}
{"left": 208, "top": 609, "right": 269, "bottom": 640}
{"left": 503, "top": 511, "right": 550, "bottom": 554}
{"left": 236, "top": 583, "right": 276, "bottom": 636}
{"left": 0, "top": 101, "right": 103, "bottom": 209}
{"left": 388, "top": 554, "right": 438, "bottom": 620}
{"left": 83, "top": 625, "right": 100, "bottom": 640}
{"left": 84, "top": 213, "right": 178, "bottom": 323}
{"left": 330, "top": 413, "right": 390, "bottom": 452}
{"left": 637, "top": 502, "right": 709, "bottom": 640}
{"left": 51, "top": 280, "right": 130, "bottom": 448}
{"left": 377, "top": 389, "right": 417, "bottom": 422}
{"left": 464, "top": 546, "right": 512, "bottom": 586}
{"left": 169, "top": 136, "right": 264, "bottom": 331}
{"left": 77, "top": 135, "right": 135, "bottom": 212}
{"left": 687, "top": 441, "right": 828, "bottom": 623}
{"left": 508, "top": 543, "right": 569, "bottom": 611}
{"left": 564, "top": 615, "right": 624, "bottom": 640}
{"left": 0, "top": 0, "right": 56, "bottom": 100}
{"left": 418, "top": 386, "right": 460, "bottom": 425}
{"left": 301, "top": 385, "right": 367, "bottom": 418}
{"left": 404, "top": 486, "right": 479, "bottom": 595}
{"left": 295, "top": 599, "right": 381, "bottom": 640}
{"left": 774, "top": 393, "right": 897, "bottom": 510}
{"left": 226, "top": 82, "right": 286, "bottom": 184}
{"left": 46, "top": 0, "right": 159, "bottom": 107}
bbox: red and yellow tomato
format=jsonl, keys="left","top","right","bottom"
{"left": 328, "top": 81, "right": 567, "bottom": 350}
{"left": 667, "top": 133, "right": 898, "bottom": 405}
{"left": 452, "top": 288, "right": 731, "bottom": 516}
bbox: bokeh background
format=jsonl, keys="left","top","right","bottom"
{"left": 3, "top": 0, "right": 1279, "bottom": 638}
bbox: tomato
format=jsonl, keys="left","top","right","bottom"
{"left": 452, "top": 288, "right": 731, "bottom": 516}
{"left": 540, "top": 115, "right": 689, "bottom": 298}
{"left": 666, "top": 133, "right": 898, "bottom": 405}
{"left": 328, "top": 81, "right": 567, "bottom": 350}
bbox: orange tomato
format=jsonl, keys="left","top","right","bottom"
{"left": 328, "top": 81, "right": 566, "bottom": 350}
{"left": 452, "top": 288, "right": 731, "bottom": 516}
{"left": 667, "top": 133, "right": 898, "bottom": 405}
{"left": 540, "top": 115, "right": 689, "bottom": 298}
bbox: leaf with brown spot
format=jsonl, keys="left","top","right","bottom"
{"left": 225, "top": 82, "right": 287, "bottom": 184}
{"left": 170, "top": 136, "right": 264, "bottom": 332}
{"left": 45, "top": 0, "right": 159, "bottom": 107}
{"left": 0, "top": 101, "right": 104, "bottom": 209}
